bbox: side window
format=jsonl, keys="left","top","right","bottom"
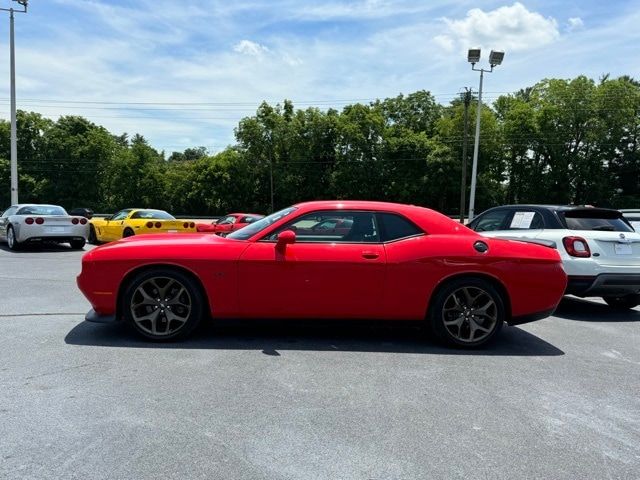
{"left": 471, "top": 209, "right": 511, "bottom": 232}
{"left": 111, "top": 211, "right": 130, "bottom": 221}
{"left": 507, "top": 211, "right": 544, "bottom": 230}
{"left": 241, "top": 216, "right": 256, "bottom": 223}
{"left": 265, "top": 211, "right": 379, "bottom": 243}
{"left": 378, "top": 213, "right": 424, "bottom": 242}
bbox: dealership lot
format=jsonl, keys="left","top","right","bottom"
{"left": 1, "top": 245, "right": 639, "bottom": 480}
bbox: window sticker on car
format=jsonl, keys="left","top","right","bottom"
{"left": 510, "top": 211, "right": 536, "bottom": 229}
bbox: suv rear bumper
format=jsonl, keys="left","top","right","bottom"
{"left": 567, "top": 274, "right": 640, "bottom": 296}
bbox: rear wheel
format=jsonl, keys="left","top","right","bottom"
{"left": 122, "top": 268, "right": 204, "bottom": 341}
{"left": 88, "top": 225, "right": 98, "bottom": 244}
{"left": 70, "top": 239, "right": 86, "bottom": 250}
{"left": 603, "top": 294, "right": 640, "bottom": 310}
{"left": 6, "top": 226, "right": 20, "bottom": 251}
{"left": 123, "top": 228, "right": 134, "bottom": 238}
{"left": 429, "top": 278, "right": 504, "bottom": 348}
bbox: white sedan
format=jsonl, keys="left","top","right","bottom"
{"left": 0, "top": 204, "right": 90, "bottom": 250}
{"left": 468, "top": 205, "right": 640, "bottom": 310}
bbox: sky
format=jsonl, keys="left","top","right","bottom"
{"left": 0, "top": 0, "right": 638, "bottom": 155}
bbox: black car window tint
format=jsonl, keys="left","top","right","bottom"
{"left": 378, "top": 213, "right": 423, "bottom": 242}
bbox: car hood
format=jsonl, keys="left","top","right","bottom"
{"left": 88, "top": 233, "right": 234, "bottom": 256}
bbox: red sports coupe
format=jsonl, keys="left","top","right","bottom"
{"left": 196, "top": 213, "right": 264, "bottom": 236}
{"left": 77, "top": 201, "right": 567, "bottom": 347}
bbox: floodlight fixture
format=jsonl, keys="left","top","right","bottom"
{"left": 489, "top": 50, "right": 504, "bottom": 67}
{"left": 467, "top": 48, "right": 481, "bottom": 64}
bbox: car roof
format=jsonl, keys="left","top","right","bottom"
{"left": 293, "top": 200, "right": 426, "bottom": 212}
{"left": 288, "top": 200, "right": 470, "bottom": 236}
{"left": 482, "top": 204, "right": 621, "bottom": 213}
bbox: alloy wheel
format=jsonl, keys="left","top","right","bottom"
{"left": 7, "top": 228, "right": 15, "bottom": 249}
{"left": 442, "top": 286, "right": 498, "bottom": 344}
{"left": 130, "top": 276, "right": 192, "bottom": 336}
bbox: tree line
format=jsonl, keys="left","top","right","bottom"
{"left": 0, "top": 74, "right": 638, "bottom": 215}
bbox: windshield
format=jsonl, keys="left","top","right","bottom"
{"left": 227, "top": 207, "right": 297, "bottom": 240}
{"left": 563, "top": 210, "right": 633, "bottom": 232}
{"left": 17, "top": 205, "right": 67, "bottom": 216}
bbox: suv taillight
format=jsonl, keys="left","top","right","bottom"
{"left": 563, "top": 236, "right": 591, "bottom": 257}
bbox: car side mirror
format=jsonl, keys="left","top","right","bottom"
{"left": 276, "top": 230, "right": 296, "bottom": 247}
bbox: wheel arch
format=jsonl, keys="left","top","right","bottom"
{"left": 426, "top": 272, "right": 512, "bottom": 321}
{"left": 116, "top": 263, "right": 212, "bottom": 322}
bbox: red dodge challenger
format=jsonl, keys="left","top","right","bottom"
{"left": 77, "top": 201, "right": 567, "bottom": 347}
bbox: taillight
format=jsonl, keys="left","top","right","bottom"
{"left": 72, "top": 218, "right": 79, "bottom": 225}
{"left": 25, "top": 217, "right": 34, "bottom": 225}
{"left": 155, "top": 222, "right": 161, "bottom": 228}
{"left": 35, "top": 217, "right": 44, "bottom": 225}
{"left": 183, "top": 222, "right": 189, "bottom": 228}
{"left": 190, "top": 222, "right": 195, "bottom": 228}
{"left": 146, "top": 221, "right": 153, "bottom": 228}
{"left": 563, "top": 236, "right": 591, "bottom": 257}
{"left": 80, "top": 218, "right": 87, "bottom": 225}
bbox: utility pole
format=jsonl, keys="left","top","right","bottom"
{"left": 1, "top": 0, "right": 28, "bottom": 205}
{"left": 459, "top": 88, "right": 472, "bottom": 224}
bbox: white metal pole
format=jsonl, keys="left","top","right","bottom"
{"left": 9, "top": 8, "right": 18, "bottom": 204}
{"left": 468, "top": 69, "right": 484, "bottom": 221}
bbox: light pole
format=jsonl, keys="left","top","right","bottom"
{"left": 467, "top": 48, "right": 504, "bottom": 221}
{"left": 1, "top": 0, "right": 28, "bottom": 205}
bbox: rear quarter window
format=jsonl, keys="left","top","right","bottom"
{"left": 378, "top": 213, "right": 423, "bottom": 242}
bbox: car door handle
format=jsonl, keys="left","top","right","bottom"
{"left": 362, "top": 251, "right": 380, "bottom": 259}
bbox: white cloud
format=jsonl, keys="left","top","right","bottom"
{"left": 233, "top": 40, "right": 270, "bottom": 57}
{"left": 437, "top": 3, "right": 560, "bottom": 53}
{"left": 567, "top": 17, "right": 585, "bottom": 32}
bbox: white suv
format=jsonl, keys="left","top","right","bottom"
{"left": 468, "top": 205, "right": 640, "bottom": 310}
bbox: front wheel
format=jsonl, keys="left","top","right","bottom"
{"left": 122, "top": 268, "right": 204, "bottom": 341}
{"left": 603, "top": 294, "right": 640, "bottom": 310}
{"left": 429, "top": 278, "right": 505, "bottom": 348}
{"left": 6, "top": 226, "right": 20, "bottom": 251}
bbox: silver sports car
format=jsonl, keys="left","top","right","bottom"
{"left": 0, "top": 204, "right": 89, "bottom": 250}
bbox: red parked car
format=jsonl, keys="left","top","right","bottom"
{"left": 77, "top": 201, "right": 567, "bottom": 347}
{"left": 196, "top": 213, "right": 264, "bottom": 236}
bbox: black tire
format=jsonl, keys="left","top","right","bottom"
{"left": 123, "top": 228, "right": 135, "bottom": 238}
{"left": 88, "top": 225, "right": 98, "bottom": 244}
{"left": 429, "top": 277, "right": 505, "bottom": 348}
{"left": 70, "top": 239, "right": 86, "bottom": 250}
{"left": 6, "top": 225, "right": 20, "bottom": 251}
{"left": 122, "top": 268, "right": 204, "bottom": 341}
{"left": 603, "top": 294, "right": 640, "bottom": 310}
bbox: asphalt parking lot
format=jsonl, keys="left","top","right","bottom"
{"left": 1, "top": 244, "right": 639, "bottom": 480}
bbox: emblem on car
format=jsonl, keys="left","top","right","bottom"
{"left": 620, "top": 233, "right": 626, "bottom": 240}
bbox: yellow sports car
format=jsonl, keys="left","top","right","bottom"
{"left": 88, "top": 208, "right": 197, "bottom": 243}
